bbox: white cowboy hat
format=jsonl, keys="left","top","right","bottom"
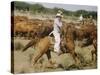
{"left": 56, "top": 13, "right": 63, "bottom": 17}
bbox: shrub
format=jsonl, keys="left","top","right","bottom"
{"left": 14, "top": 42, "right": 24, "bottom": 50}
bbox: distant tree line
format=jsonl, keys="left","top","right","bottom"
{"left": 13, "top": 1, "right": 97, "bottom": 20}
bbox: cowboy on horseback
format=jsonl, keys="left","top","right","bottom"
{"left": 53, "top": 10, "right": 63, "bottom": 55}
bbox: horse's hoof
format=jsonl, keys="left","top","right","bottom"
{"left": 46, "top": 63, "right": 58, "bottom": 68}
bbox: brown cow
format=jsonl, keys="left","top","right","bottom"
{"left": 90, "top": 30, "right": 97, "bottom": 61}
{"left": 74, "top": 23, "right": 96, "bottom": 46}
{"left": 74, "top": 23, "right": 97, "bottom": 61}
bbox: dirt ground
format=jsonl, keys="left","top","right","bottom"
{"left": 12, "top": 38, "right": 97, "bottom": 74}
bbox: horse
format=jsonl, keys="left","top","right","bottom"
{"left": 22, "top": 24, "right": 80, "bottom": 66}
{"left": 61, "top": 24, "right": 80, "bottom": 64}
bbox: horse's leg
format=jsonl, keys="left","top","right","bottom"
{"left": 46, "top": 50, "right": 51, "bottom": 60}
{"left": 70, "top": 49, "right": 80, "bottom": 66}
{"left": 32, "top": 48, "right": 50, "bottom": 65}
{"left": 46, "top": 50, "right": 55, "bottom": 65}
{"left": 46, "top": 49, "right": 58, "bottom": 68}
{"left": 71, "top": 50, "right": 77, "bottom": 62}
{"left": 91, "top": 39, "right": 97, "bottom": 61}
{"left": 91, "top": 50, "right": 97, "bottom": 61}
{"left": 32, "top": 51, "right": 44, "bottom": 66}
{"left": 91, "top": 50, "right": 94, "bottom": 61}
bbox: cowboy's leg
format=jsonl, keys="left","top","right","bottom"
{"left": 56, "top": 32, "right": 60, "bottom": 51}
{"left": 53, "top": 31, "right": 60, "bottom": 53}
{"left": 53, "top": 31, "right": 57, "bottom": 51}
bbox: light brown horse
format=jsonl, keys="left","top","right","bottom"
{"left": 22, "top": 36, "right": 52, "bottom": 65}
{"left": 31, "top": 36, "right": 51, "bottom": 65}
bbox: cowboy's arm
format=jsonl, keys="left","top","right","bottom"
{"left": 55, "top": 19, "right": 62, "bottom": 28}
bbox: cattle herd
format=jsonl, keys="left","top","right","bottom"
{"left": 12, "top": 16, "right": 97, "bottom": 68}
{"left": 12, "top": 16, "right": 53, "bottom": 39}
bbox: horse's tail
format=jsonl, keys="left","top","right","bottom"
{"left": 22, "top": 39, "right": 37, "bottom": 52}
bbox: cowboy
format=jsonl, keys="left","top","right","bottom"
{"left": 53, "top": 10, "right": 63, "bottom": 55}
{"left": 78, "top": 14, "right": 84, "bottom": 25}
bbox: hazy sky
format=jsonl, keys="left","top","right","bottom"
{"left": 26, "top": 2, "right": 97, "bottom": 11}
